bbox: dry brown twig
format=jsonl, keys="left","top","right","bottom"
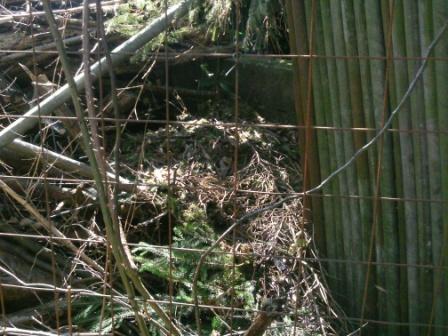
{"left": 0, "top": 179, "right": 104, "bottom": 274}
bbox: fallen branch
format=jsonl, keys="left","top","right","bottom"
{"left": 0, "top": 179, "right": 104, "bottom": 274}
{"left": 0, "top": 68, "right": 137, "bottom": 194}
{"left": 1, "top": 35, "right": 82, "bottom": 64}
{"left": 2, "top": 138, "right": 139, "bottom": 193}
{"left": 0, "top": 175, "right": 74, "bottom": 202}
{"left": 0, "top": 326, "right": 113, "bottom": 336}
{"left": 0, "top": 0, "right": 194, "bottom": 149}
{"left": 19, "top": 63, "right": 81, "bottom": 139}
{"left": 0, "top": 0, "right": 121, "bottom": 24}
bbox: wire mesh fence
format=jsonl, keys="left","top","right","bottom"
{"left": 0, "top": 0, "right": 447, "bottom": 335}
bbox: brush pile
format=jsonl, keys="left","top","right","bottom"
{"left": 0, "top": 1, "right": 339, "bottom": 335}
{"left": 119, "top": 106, "right": 339, "bottom": 335}
{"left": 0, "top": 101, "right": 338, "bottom": 334}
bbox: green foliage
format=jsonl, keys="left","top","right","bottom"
{"left": 241, "top": 0, "right": 287, "bottom": 52}
{"left": 106, "top": 0, "right": 191, "bottom": 61}
{"left": 73, "top": 297, "right": 169, "bottom": 335}
{"left": 133, "top": 204, "right": 255, "bottom": 332}
{"left": 107, "top": 0, "right": 181, "bottom": 36}
{"left": 189, "top": 0, "right": 233, "bottom": 42}
{"left": 106, "top": 0, "right": 288, "bottom": 57}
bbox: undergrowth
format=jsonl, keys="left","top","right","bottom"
{"left": 71, "top": 102, "right": 337, "bottom": 334}
{"left": 106, "top": 0, "right": 289, "bottom": 60}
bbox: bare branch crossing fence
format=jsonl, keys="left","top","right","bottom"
{"left": 0, "top": 1, "right": 447, "bottom": 335}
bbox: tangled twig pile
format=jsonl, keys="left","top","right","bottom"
{"left": 0, "top": 1, "right": 341, "bottom": 334}
{"left": 122, "top": 107, "right": 339, "bottom": 334}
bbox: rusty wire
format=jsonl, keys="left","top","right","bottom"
{"left": 2, "top": 115, "right": 448, "bottom": 135}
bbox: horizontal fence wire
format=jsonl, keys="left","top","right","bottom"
{"left": 1, "top": 231, "right": 448, "bottom": 271}
{"left": 1, "top": 174, "right": 447, "bottom": 204}
{"left": 4, "top": 48, "right": 448, "bottom": 61}
{"left": 2, "top": 115, "right": 448, "bottom": 134}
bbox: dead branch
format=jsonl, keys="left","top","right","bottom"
{"left": 0, "top": 175, "right": 74, "bottom": 202}
{"left": 1, "top": 35, "right": 82, "bottom": 64}
{"left": 0, "top": 0, "right": 194, "bottom": 149}
{"left": 3, "top": 139, "right": 138, "bottom": 192}
{"left": 0, "top": 0, "right": 121, "bottom": 24}
{"left": 19, "top": 63, "right": 81, "bottom": 139}
{"left": 0, "top": 179, "right": 104, "bottom": 274}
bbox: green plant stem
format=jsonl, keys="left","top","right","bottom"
{"left": 328, "top": 0, "right": 359, "bottom": 315}
{"left": 365, "top": 1, "right": 401, "bottom": 333}
{"left": 390, "top": 3, "right": 419, "bottom": 334}
{"left": 403, "top": 2, "right": 432, "bottom": 332}
{"left": 319, "top": 1, "right": 348, "bottom": 308}
{"left": 420, "top": 3, "right": 443, "bottom": 336}
{"left": 81, "top": 1, "right": 150, "bottom": 335}
{"left": 342, "top": 0, "right": 374, "bottom": 316}
{"left": 429, "top": 2, "right": 448, "bottom": 334}
{"left": 307, "top": 0, "right": 337, "bottom": 294}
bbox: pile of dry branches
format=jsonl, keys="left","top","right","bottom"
{"left": 0, "top": 1, "right": 339, "bottom": 335}
{"left": 124, "top": 108, "right": 340, "bottom": 334}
